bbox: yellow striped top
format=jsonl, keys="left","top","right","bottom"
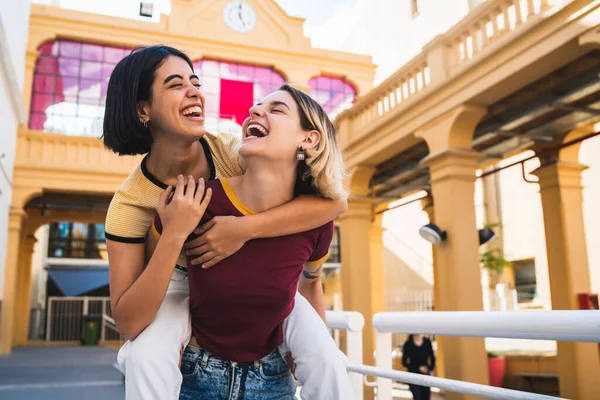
{"left": 105, "top": 131, "right": 244, "bottom": 244}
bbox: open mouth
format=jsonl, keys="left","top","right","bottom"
{"left": 245, "top": 123, "right": 269, "bottom": 140}
{"left": 182, "top": 105, "right": 204, "bottom": 119}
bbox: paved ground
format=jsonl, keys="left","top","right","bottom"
{"left": 0, "top": 345, "right": 446, "bottom": 399}
{"left": 0, "top": 345, "right": 124, "bottom": 400}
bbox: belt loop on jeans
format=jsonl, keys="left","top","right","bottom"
{"left": 200, "top": 349, "right": 210, "bottom": 368}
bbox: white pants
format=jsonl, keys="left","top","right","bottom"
{"left": 117, "top": 269, "right": 191, "bottom": 400}
{"left": 118, "top": 269, "right": 354, "bottom": 400}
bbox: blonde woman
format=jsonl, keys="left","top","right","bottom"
{"left": 103, "top": 46, "right": 349, "bottom": 400}
{"left": 152, "top": 85, "right": 351, "bottom": 399}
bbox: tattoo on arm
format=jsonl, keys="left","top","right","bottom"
{"left": 302, "top": 265, "right": 322, "bottom": 280}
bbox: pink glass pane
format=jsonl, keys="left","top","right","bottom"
{"left": 29, "top": 113, "right": 46, "bottom": 130}
{"left": 272, "top": 73, "right": 284, "bottom": 86}
{"left": 197, "top": 60, "right": 219, "bottom": 77}
{"left": 308, "top": 76, "right": 356, "bottom": 116}
{"left": 62, "top": 77, "right": 79, "bottom": 93}
{"left": 59, "top": 58, "right": 81, "bottom": 77}
{"left": 204, "top": 94, "right": 220, "bottom": 117}
{"left": 237, "top": 65, "right": 255, "bottom": 82}
{"left": 329, "top": 78, "right": 349, "bottom": 92}
{"left": 79, "top": 79, "right": 102, "bottom": 98}
{"left": 59, "top": 41, "right": 81, "bottom": 58}
{"left": 38, "top": 42, "right": 54, "bottom": 56}
{"left": 201, "top": 75, "right": 220, "bottom": 94}
{"left": 33, "top": 75, "right": 56, "bottom": 94}
{"left": 101, "top": 64, "right": 115, "bottom": 80}
{"left": 80, "top": 61, "right": 102, "bottom": 80}
{"left": 36, "top": 56, "right": 59, "bottom": 74}
{"left": 253, "top": 83, "right": 269, "bottom": 100}
{"left": 220, "top": 62, "right": 238, "bottom": 77}
{"left": 31, "top": 93, "right": 54, "bottom": 112}
{"left": 100, "top": 81, "right": 109, "bottom": 100}
{"left": 30, "top": 39, "right": 131, "bottom": 135}
{"left": 308, "top": 76, "right": 328, "bottom": 89}
{"left": 255, "top": 67, "right": 275, "bottom": 84}
{"left": 81, "top": 43, "right": 104, "bottom": 61}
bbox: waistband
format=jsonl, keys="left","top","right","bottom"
{"left": 171, "top": 267, "right": 188, "bottom": 281}
{"left": 184, "top": 345, "right": 281, "bottom": 367}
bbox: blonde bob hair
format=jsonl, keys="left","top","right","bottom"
{"left": 279, "top": 84, "right": 348, "bottom": 200}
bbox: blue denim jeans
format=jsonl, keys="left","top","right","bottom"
{"left": 179, "top": 345, "right": 297, "bottom": 400}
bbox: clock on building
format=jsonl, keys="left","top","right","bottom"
{"left": 223, "top": 1, "right": 257, "bottom": 33}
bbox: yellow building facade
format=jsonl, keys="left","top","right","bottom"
{"left": 335, "top": 0, "right": 600, "bottom": 399}
{"left": 1, "top": 0, "right": 375, "bottom": 357}
{"left": 4, "top": 1, "right": 600, "bottom": 399}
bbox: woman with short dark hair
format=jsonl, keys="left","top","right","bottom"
{"left": 102, "top": 45, "right": 350, "bottom": 399}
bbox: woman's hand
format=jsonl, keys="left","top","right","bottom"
{"left": 184, "top": 215, "right": 252, "bottom": 268}
{"left": 157, "top": 175, "right": 212, "bottom": 242}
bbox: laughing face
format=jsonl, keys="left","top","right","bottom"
{"left": 139, "top": 55, "right": 206, "bottom": 141}
{"left": 239, "top": 90, "right": 314, "bottom": 163}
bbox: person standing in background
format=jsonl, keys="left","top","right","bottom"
{"left": 402, "top": 334, "right": 435, "bottom": 400}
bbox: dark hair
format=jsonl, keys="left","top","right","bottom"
{"left": 102, "top": 45, "right": 194, "bottom": 155}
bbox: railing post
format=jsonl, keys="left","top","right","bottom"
{"left": 45, "top": 297, "right": 53, "bottom": 341}
{"left": 424, "top": 38, "right": 449, "bottom": 83}
{"left": 326, "top": 310, "right": 366, "bottom": 400}
{"left": 375, "top": 330, "right": 393, "bottom": 400}
{"left": 82, "top": 296, "right": 89, "bottom": 316}
{"left": 346, "top": 328, "right": 364, "bottom": 400}
{"left": 100, "top": 300, "right": 106, "bottom": 342}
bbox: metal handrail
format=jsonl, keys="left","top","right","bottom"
{"left": 373, "top": 310, "right": 600, "bottom": 342}
{"left": 359, "top": 310, "right": 600, "bottom": 400}
{"left": 326, "top": 311, "right": 365, "bottom": 400}
{"left": 348, "top": 364, "right": 560, "bottom": 400}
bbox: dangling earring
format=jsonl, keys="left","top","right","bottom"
{"left": 296, "top": 145, "right": 305, "bottom": 161}
{"left": 140, "top": 119, "right": 148, "bottom": 128}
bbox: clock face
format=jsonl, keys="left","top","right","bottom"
{"left": 223, "top": 1, "right": 257, "bottom": 33}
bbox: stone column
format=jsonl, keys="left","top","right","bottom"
{"left": 421, "top": 197, "right": 446, "bottom": 380}
{"left": 0, "top": 208, "right": 26, "bottom": 354}
{"left": 421, "top": 148, "right": 489, "bottom": 400}
{"left": 532, "top": 160, "right": 600, "bottom": 400}
{"left": 12, "top": 234, "right": 38, "bottom": 345}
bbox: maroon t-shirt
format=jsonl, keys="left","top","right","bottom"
{"left": 153, "top": 179, "right": 333, "bottom": 362}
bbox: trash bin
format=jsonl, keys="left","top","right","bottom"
{"left": 82, "top": 314, "right": 100, "bottom": 345}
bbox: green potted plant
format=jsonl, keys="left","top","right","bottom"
{"left": 480, "top": 248, "right": 512, "bottom": 275}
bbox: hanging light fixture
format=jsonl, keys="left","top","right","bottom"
{"left": 478, "top": 227, "right": 496, "bottom": 245}
{"left": 418, "top": 224, "right": 497, "bottom": 246}
{"left": 418, "top": 223, "right": 447, "bottom": 245}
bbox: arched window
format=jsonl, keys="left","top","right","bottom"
{"left": 30, "top": 42, "right": 353, "bottom": 137}
{"left": 309, "top": 76, "right": 356, "bottom": 120}
{"left": 194, "top": 60, "right": 285, "bottom": 135}
{"left": 30, "top": 40, "right": 130, "bottom": 137}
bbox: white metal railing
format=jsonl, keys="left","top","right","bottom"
{"left": 355, "top": 310, "right": 600, "bottom": 400}
{"left": 102, "top": 313, "right": 125, "bottom": 346}
{"left": 388, "top": 289, "right": 434, "bottom": 313}
{"left": 46, "top": 296, "right": 119, "bottom": 341}
{"left": 326, "top": 310, "right": 365, "bottom": 400}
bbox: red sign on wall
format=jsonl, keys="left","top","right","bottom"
{"left": 220, "top": 79, "right": 254, "bottom": 126}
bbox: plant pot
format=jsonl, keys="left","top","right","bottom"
{"left": 488, "top": 355, "right": 506, "bottom": 387}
